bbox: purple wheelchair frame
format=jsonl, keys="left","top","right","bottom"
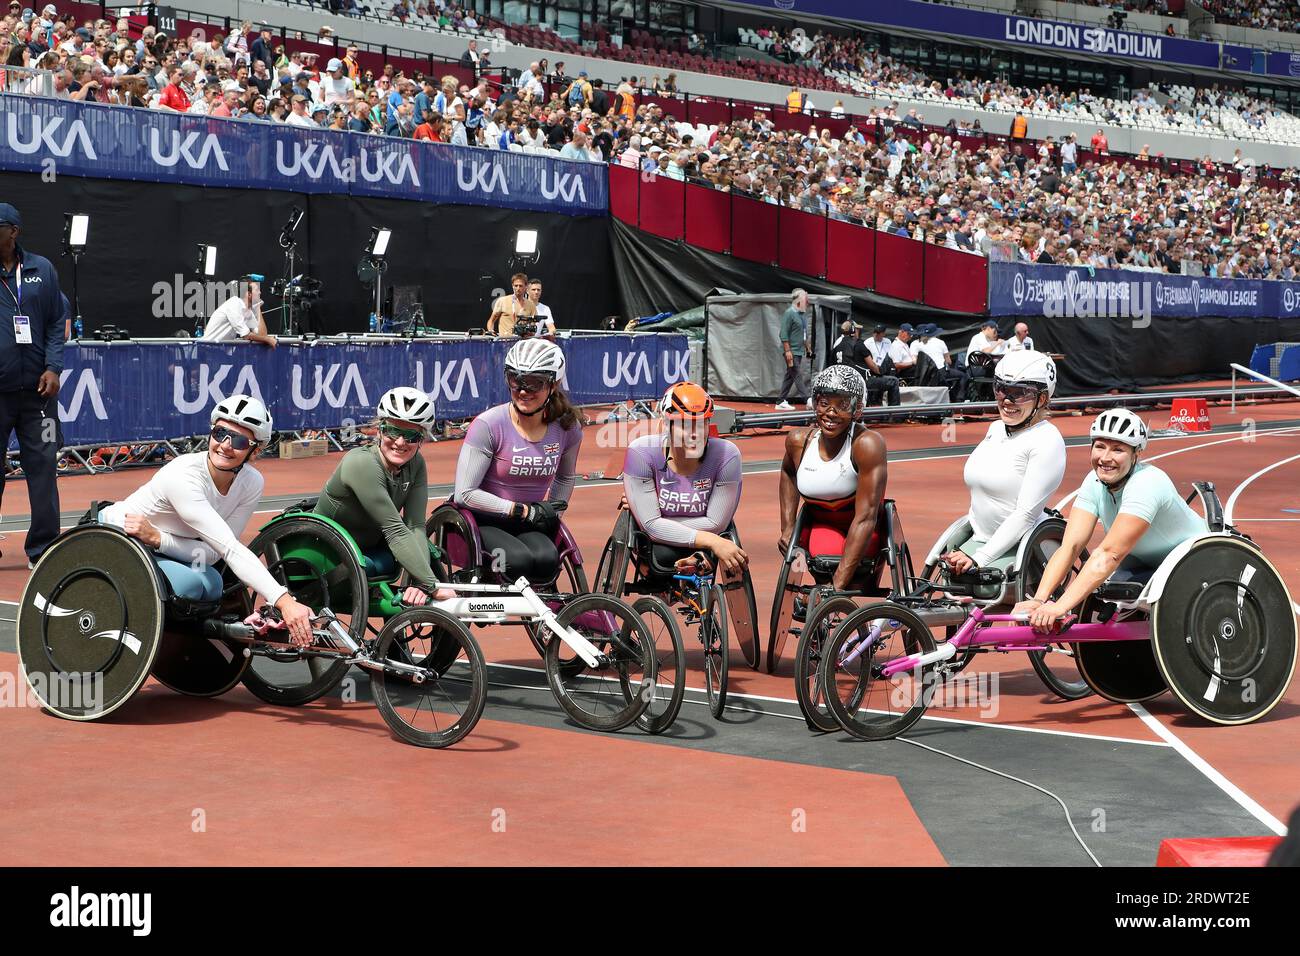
{"left": 842, "top": 606, "right": 1150, "bottom": 677}
{"left": 434, "top": 502, "right": 585, "bottom": 586}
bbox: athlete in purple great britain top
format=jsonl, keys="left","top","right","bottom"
{"left": 452, "top": 338, "right": 582, "bottom": 583}
{"left": 621, "top": 382, "right": 747, "bottom": 575}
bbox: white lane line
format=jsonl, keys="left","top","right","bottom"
{"left": 1127, "top": 702, "right": 1288, "bottom": 836}
{"left": 485, "top": 661, "right": 1168, "bottom": 747}
{"left": 1054, "top": 425, "right": 1300, "bottom": 511}
{"left": 1224, "top": 452, "right": 1300, "bottom": 525}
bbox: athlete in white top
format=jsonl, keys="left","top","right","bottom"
{"left": 942, "top": 351, "right": 1065, "bottom": 574}
{"left": 100, "top": 396, "right": 314, "bottom": 646}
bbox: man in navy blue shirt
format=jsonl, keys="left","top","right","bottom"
{"left": 0, "top": 203, "right": 65, "bottom": 566}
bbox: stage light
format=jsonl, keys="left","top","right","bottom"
{"left": 64, "top": 213, "right": 89, "bottom": 251}
{"left": 196, "top": 244, "right": 218, "bottom": 277}
{"left": 367, "top": 226, "right": 392, "bottom": 259}
{"left": 515, "top": 230, "right": 538, "bottom": 256}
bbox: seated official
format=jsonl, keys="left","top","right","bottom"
{"left": 202, "top": 275, "right": 277, "bottom": 346}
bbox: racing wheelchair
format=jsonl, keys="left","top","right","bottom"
{"left": 591, "top": 509, "right": 761, "bottom": 728}
{"left": 769, "top": 500, "right": 917, "bottom": 730}
{"left": 16, "top": 521, "right": 490, "bottom": 748}
{"left": 817, "top": 482, "right": 1297, "bottom": 740}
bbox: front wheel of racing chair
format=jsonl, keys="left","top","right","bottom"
{"left": 426, "top": 502, "right": 590, "bottom": 677}
{"left": 237, "top": 512, "right": 368, "bottom": 707}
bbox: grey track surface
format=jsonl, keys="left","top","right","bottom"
{"left": 0, "top": 614, "right": 1268, "bottom": 866}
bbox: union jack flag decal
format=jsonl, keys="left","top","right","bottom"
{"left": 544, "top": 442, "right": 561, "bottom": 455}
{"left": 693, "top": 478, "right": 712, "bottom": 491}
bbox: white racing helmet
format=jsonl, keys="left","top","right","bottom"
{"left": 505, "top": 338, "right": 565, "bottom": 379}
{"left": 993, "top": 350, "right": 1057, "bottom": 399}
{"left": 378, "top": 386, "right": 437, "bottom": 432}
{"left": 211, "top": 394, "right": 273, "bottom": 443}
{"left": 1090, "top": 408, "right": 1148, "bottom": 451}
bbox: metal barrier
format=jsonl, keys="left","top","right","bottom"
{"left": 0, "top": 65, "right": 55, "bottom": 98}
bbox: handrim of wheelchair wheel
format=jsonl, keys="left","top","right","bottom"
{"left": 544, "top": 593, "right": 656, "bottom": 732}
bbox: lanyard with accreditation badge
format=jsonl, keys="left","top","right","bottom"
{"left": 1, "top": 263, "right": 33, "bottom": 345}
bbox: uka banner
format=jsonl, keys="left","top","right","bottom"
{"left": 31, "top": 335, "right": 689, "bottom": 448}
{"left": 0, "top": 95, "right": 608, "bottom": 216}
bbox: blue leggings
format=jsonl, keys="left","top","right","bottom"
{"left": 156, "top": 558, "right": 224, "bottom": 602}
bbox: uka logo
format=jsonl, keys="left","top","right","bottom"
{"left": 540, "top": 168, "right": 587, "bottom": 204}
{"left": 413, "top": 360, "right": 479, "bottom": 403}
{"left": 173, "top": 364, "right": 265, "bottom": 415}
{"left": 4, "top": 114, "right": 96, "bottom": 159}
{"left": 291, "top": 364, "right": 370, "bottom": 410}
{"left": 457, "top": 158, "right": 509, "bottom": 194}
{"left": 149, "top": 128, "right": 228, "bottom": 170}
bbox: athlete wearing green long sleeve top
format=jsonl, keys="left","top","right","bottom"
{"left": 313, "top": 387, "right": 449, "bottom": 604}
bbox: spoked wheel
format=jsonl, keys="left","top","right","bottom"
{"left": 237, "top": 517, "right": 366, "bottom": 707}
{"left": 371, "top": 608, "right": 487, "bottom": 748}
{"left": 629, "top": 596, "right": 686, "bottom": 734}
{"left": 544, "top": 594, "right": 654, "bottom": 732}
{"left": 525, "top": 553, "right": 590, "bottom": 678}
{"left": 702, "top": 584, "right": 730, "bottom": 719}
{"left": 820, "top": 603, "right": 937, "bottom": 741}
{"left": 767, "top": 549, "right": 808, "bottom": 674}
{"left": 794, "top": 595, "right": 860, "bottom": 732}
{"left": 1019, "top": 520, "right": 1093, "bottom": 701}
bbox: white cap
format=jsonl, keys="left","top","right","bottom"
{"left": 327, "top": 57, "right": 343, "bottom": 72}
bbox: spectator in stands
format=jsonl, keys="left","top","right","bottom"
{"left": 321, "top": 57, "right": 355, "bottom": 107}
{"left": 460, "top": 39, "right": 480, "bottom": 70}
{"left": 285, "top": 93, "right": 316, "bottom": 127}
{"left": 392, "top": 1, "right": 412, "bottom": 23}
{"left": 1006, "top": 323, "right": 1034, "bottom": 352}
{"left": 884, "top": 323, "right": 917, "bottom": 384}
{"left": 156, "top": 65, "right": 189, "bottom": 111}
{"left": 563, "top": 70, "right": 592, "bottom": 109}
{"left": 786, "top": 85, "right": 802, "bottom": 114}
{"left": 1091, "top": 128, "right": 1109, "bottom": 153}
{"left": 775, "top": 288, "right": 811, "bottom": 411}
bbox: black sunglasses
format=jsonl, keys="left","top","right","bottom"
{"left": 506, "top": 372, "right": 552, "bottom": 395}
{"left": 210, "top": 425, "right": 253, "bottom": 450}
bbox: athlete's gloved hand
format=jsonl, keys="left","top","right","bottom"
{"left": 525, "top": 501, "right": 562, "bottom": 535}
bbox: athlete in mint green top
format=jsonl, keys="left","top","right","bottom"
{"left": 315, "top": 443, "right": 439, "bottom": 589}
{"left": 1014, "top": 408, "right": 1209, "bottom": 631}
{"left": 1072, "top": 462, "right": 1207, "bottom": 568}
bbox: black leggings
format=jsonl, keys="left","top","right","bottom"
{"left": 475, "top": 512, "right": 560, "bottom": 584}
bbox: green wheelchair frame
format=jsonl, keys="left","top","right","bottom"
{"left": 237, "top": 502, "right": 449, "bottom": 707}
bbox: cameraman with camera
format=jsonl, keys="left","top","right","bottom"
{"left": 487, "top": 272, "right": 536, "bottom": 337}
{"left": 202, "top": 275, "right": 277, "bottom": 347}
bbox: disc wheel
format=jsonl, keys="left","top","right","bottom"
{"left": 767, "top": 549, "right": 808, "bottom": 674}
{"left": 701, "top": 584, "right": 730, "bottom": 719}
{"left": 629, "top": 595, "right": 686, "bottom": 734}
{"left": 1019, "top": 520, "right": 1093, "bottom": 701}
{"left": 371, "top": 608, "right": 487, "bottom": 748}
{"left": 794, "top": 595, "right": 860, "bottom": 732}
{"left": 544, "top": 594, "right": 654, "bottom": 732}
{"left": 238, "top": 516, "right": 366, "bottom": 707}
{"left": 820, "top": 603, "right": 937, "bottom": 741}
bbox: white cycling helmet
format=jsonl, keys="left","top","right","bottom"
{"left": 994, "top": 350, "right": 1057, "bottom": 399}
{"left": 211, "top": 394, "right": 273, "bottom": 443}
{"left": 1090, "top": 408, "right": 1148, "bottom": 451}
{"left": 812, "top": 364, "right": 867, "bottom": 413}
{"left": 505, "top": 338, "right": 565, "bottom": 378}
{"left": 378, "top": 387, "right": 437, "bottom": 431}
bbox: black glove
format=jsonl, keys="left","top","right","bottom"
{"left": 525, "top": 501, "right": 562, "bottom": 534}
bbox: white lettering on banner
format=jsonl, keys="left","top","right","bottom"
{"left": 57, "top": 368, "right": 107, "bottom": 421}
{"left": 275, "top": 140, "right": 348, "bottom": 180}
{"left": 290, "top": 364, "right": 369, "bottom": 410}
{"left": 540, "top": 169, "right": 587, "bottom": 204}
{"left": 173, "top": 364, "right": 263, "bottom": 415}
{"left": 4, "top": 114, "right": 97, "bottom": 159}
{"left": 148, "top": 129, "right": 229, "bottom": 171}
{"left": 413, "top": 359, "right": 480, "bottom": 403}
{"left": 662, "top": 350, "right": 690, "bottom": 383}
{"left": 1003, "top": 16, "right": 1162, "bottom": 59}
{"left": 602, "top": 352, "right": 653, "bottom": 387}
{"left": 359, "top": 148, "right": 420, "bottom": 186}
{"left": 456, "top": 159, "right": 509, "bottom": 195}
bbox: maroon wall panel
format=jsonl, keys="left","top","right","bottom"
{"left": 873, "top": 230, "right": 924, "bottom": 303}
{"left": 826, "top": 219, "right": 874, "bottom": 289}
{"left": 923, "top": 245, "right": 988, "bottom": 314}
{"left": 684, "top": 182, "right": 731, "bottom": 253}
{"left": 637, "top": 174, "right": 685, "bottom": 239}
{"left": 777, "top": 206, "right": 827, "bottom": 278}
{"left": 609, "top": 163, "right": 640, "bottom": 225}
{"left": 730, "top": 194, "right": 778, "bottom": 265}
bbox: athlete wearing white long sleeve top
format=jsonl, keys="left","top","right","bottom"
{"left": 941, "top": 351, "right": 1064, "bottom": 575}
